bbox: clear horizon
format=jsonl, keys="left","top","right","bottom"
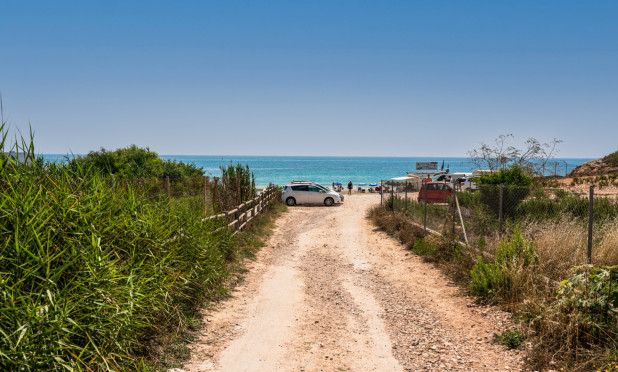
{"left": 42, "top": 153, "right": 594, "bottom": 160}
{"left": 2, "top": 1, "right": 617, "bottom": 158}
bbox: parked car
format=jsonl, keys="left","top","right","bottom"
{"left": 458, "top": 176, "right": 478, "bottom": 191}
{"left": 418, "top": 181, "right": 454, "bottom": 203}
{"left": 432, "top": 172, "right": 471, "bottom": 182}
{"left": 281, "top": 181, "right": 344, "bottom": 206}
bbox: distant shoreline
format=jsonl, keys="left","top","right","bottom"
{"left": 41, "top": 154, "right": 594, "bottom": 189}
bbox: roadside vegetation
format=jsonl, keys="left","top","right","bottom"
{"left": 0, "top": 124, "right": 282, "bottom": 371}
{"left": 66, "top": 145, "right": 204, "bottom": 178}
{"left": 371, "top": 141, "right": 618, "bottom": 371}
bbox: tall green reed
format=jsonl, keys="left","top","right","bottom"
{"left": 0, "top": 123, "right": 234, "bottom": 370}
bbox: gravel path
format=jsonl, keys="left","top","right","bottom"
{"left": 181, "top": 194, "right": 524, "bottom": 372}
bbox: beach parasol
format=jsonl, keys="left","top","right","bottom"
{"left": 369, "top": 183, "right": 378, "bottom": 187}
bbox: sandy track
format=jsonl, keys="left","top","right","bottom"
{"left": 181, "top": 194, "right": 523, "bottom": 372}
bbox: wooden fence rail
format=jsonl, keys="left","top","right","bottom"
{"left": 204, "top": 187, "right": 278, "bottom": 234}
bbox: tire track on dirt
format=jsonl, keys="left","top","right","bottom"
{"left": 181, "top": 195, "right": 523, "bottom": 372}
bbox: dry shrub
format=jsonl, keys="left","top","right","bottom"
{"left": 596, "top": 219, "right": 618, "bottom": 265}
{"left": 368, "top": 205, "right": 475, "bottom": 281}
{"left": 504, "top": 218, "right": 618, "bottom": 282}
{"left": 367, "top": 205, "right": 427, "bottom": 249}
{"left": 522, "top": 219, "right": 588, "bottom": 281}
{"left": 529, "top": 265, "right": 618, "bottom": 371}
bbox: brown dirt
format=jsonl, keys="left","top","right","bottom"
{"left": 555, "top": 178, "right": 618, "bottom": 198}
{"left": 567, "top": 159, "right": 618, "bottom": 178}
{"left": 179, "top": 194, "right": 524, "bottom": 372}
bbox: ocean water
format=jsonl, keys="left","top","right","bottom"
{"left": 43, "top": 154, "right": 592, "bottom": 188}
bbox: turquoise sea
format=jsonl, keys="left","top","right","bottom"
{"left": 43, "top": 155, "right": 592, "bottom": 189}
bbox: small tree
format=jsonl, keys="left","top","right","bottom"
{"left": 468, "top": 134, "right": 562, "bottom": 175}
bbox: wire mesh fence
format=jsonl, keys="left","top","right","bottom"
{"left": 382, "top": 181, "right": 618, "bottom": 279}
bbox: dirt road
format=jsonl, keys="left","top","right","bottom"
{"left": 182, "top": 194, "right": 523, "bottom": 371}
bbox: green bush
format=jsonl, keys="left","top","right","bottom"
{"left": 0, "top": 126, "right": 245, "bottom": 370}
{"left": 478, "top": 166, "right": 534, "bottom": 186}
{"left": 68, "top": 145, "right": 204, "bottom": 178}
{"left": 515, "top": 192, "right": 618, "bottom": 221}
{"left": 470, "top": 255, "right": 504, "bottom": 298}
{"left": 454, "top": 189, "right": 481, "bottom": 209}
{"left": 477, "top": 166, "right": 533, "bottom": 216}
{"left": 412, "top": 237, "right": 439, "bottom": 256}
{"left": 533, "top": 265, "right": 618, "bottom": 365}
{"left": 492, "top": 329, "right": 525, "bottom": 349}
{"left": 470, "top": 228, "right": 538, "bottom": 300}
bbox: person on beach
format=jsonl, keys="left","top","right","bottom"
{"left": 347, "top": 181, "right": 353, "bottom": 195}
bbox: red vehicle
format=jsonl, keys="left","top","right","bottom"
{"left": 418, "top": 182, "right": 454, "bottom": 203}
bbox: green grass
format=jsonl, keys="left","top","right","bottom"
{"left": 492, "top": 329, "right": 525, "bottom": 349}
{"left": 0, "top": 124, "right": 281, "bottom": 371}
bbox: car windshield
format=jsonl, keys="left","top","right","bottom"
{"left": 314, "top": 184, "right": 329, "bottom": 192}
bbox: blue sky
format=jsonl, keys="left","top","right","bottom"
{"left": 1, "top": 1, "right": 616, "bottom": 157}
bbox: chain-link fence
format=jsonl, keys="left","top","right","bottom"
{"left": 382, "top": 180, "right": 618, "bottom": 280}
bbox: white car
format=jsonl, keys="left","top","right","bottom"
{"left": 459, "top": 176, "right": 478, "bottom": 191}
{"left": 281, "top": 181, "right": 344, "bottom": 206}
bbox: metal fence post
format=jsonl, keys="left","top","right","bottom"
{"left": 498, "top": 184, "right": 504, "bottom": 239}
{"left": 588, "top": 185, "right": 594, "bottom": 264}
{"left": 404, "top": 181, "right": 408, "bottom": 214}
{"left": 423, "top": 180, "right": 427, "bottom": 231}
{"left": 451, "top": 192, "right": 456, "bottom": 241}
{"left": 554, "top": 162, "right": 558, "bottom": 176}
{"left": 391, "top": 181, "right": 394, "bottom": 210}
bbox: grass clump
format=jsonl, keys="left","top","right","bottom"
{"left": 492, "top": 329, "right": 526, "bottom": 349}
{"left": 470, "top": 227, "right": 539, "bottom": 302}
{"left": 411, "top": 237, "right": 439, "bottom": 257}
{"left": 367, "top": 204, "right": 427, "bottom": 249}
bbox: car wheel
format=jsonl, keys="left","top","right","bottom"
{"left": 324, "top": 197, "right": 334, "bottom": 206}
{"left": 286, "top": 197, "right": 296, "bottom": 206}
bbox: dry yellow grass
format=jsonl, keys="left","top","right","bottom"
{"left": 478, "top": 218, "right": 618, "bottom": 283}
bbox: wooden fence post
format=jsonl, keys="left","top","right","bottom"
{"left": 237, "top": 179, "right": 241, "bottom": 206}
{"left": 588, "top": 185, "right": 594, "bottom": 264}
{"left": 166, "top": 177, "right": 171, "bottom": 203}
{"left": 203, "top": 176, "right": 208, "bottom": 215}
{"left": 498, "top": 184, "right": 504, "bottom": 239}
{"left": 213, "top": 177, "right": 219, "bottom": 213}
